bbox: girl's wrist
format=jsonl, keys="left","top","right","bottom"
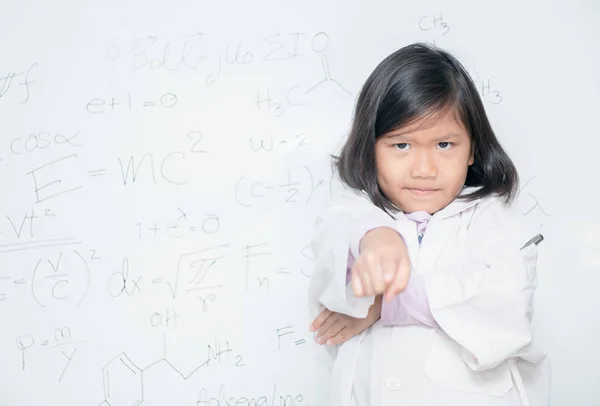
{"left": 360, "top": 227, "right": 401, "bottom": 252}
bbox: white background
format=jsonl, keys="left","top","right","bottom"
{"left": 1, "top": 0, "right": 599, "bottom": 405}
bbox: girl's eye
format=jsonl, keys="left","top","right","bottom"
{"left": 438, "top": 142, "right": 453, "bottom": 150}
{"left": 394, "top": 143, "right": 410, "bottom": 150}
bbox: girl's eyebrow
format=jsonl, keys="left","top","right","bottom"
{"left": 433, "top": 132, "right": 464, "bottom": 141}
{"left": 383, "top": 132, "right": 412, "bottom": 141}
{"left": 384, "top": 132, "right": 464, "bottom": 141}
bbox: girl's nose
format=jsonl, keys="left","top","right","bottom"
{"left": 410, "top": 151, "right": 437, "bottom": 179}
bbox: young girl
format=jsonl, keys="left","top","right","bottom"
{"left": 307, "top": 43, "right": 550, "bottom": 406}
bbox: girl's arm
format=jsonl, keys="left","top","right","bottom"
{"left": 308, "top": 187, "right": 397, "bottom": 321}
{"left": 345, "top": 251, "right": 438, "bottom": 328}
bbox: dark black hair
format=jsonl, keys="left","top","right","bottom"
{"left": 333, "top": 42, "right": 519, "bottom": 214}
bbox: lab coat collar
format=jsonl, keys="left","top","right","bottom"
{"left": 433, "top": 186, "right": 483, "bottom": 219}
{"left": 394, "top": 186, "right": 483, "bottom": 220}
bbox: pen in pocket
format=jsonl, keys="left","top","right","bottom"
{"left": 520, "top": 234, "right": 544, "bottom": 250}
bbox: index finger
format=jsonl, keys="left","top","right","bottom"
{"left": 385, "top": 258, "right": 411, "bottom": 302}
{"left": 350, "top": 263, "right": 365, "bottom": 297}
{"left": 310, "top": 308, "right": 332, "bottom": 332}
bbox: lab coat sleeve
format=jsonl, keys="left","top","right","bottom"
{"left": 423, "top": 198, "right": 544, "bottom": 372}
{"left": 308, "top": 188, "right": 397, "bottom": 320}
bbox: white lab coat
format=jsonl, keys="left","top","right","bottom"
{"left": 308, "top": 186, "right": 550, "bottom": 406}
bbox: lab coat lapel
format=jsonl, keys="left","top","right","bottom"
{"left": 411, "top": 186, "right": 482, "bottom": 272}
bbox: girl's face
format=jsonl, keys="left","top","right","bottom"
{"left": 375, "top": 109, "right": 474, "bottom": 214}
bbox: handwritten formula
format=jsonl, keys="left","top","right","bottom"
{"left": 0, "top": 5, "right": 559, "bottom": 406}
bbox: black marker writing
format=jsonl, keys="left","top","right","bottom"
{"left": 165, "top": 245, "right": 230, "bottom": 299}
{"left": 419, "top": 13, "right": 450, "bottom": 36}
{"left": 244, "top": 243, "right": 274, "bottom": 290}
{"left": 234, "top": 166, "right": 322, "bottom": 207}
{"left": 108, "top": 258, "right": 142, "bottom": 298}
{"left": 19, "top": 63, "right": 39, "bottom": 104}
{"left": 198, "top": 294, "right": 216, "bottom": 312}
{"left": 256, "top": 88, "right": 284, "bottom": 117}
{"left": 306, "top": 33, "right": 351, "bottom": 96}
{"left": 59, "top": 348, "right": 77, "bottom": 382}
{"left": 256, "top": 85, "right": 308, "bottom": 118}
{"left": 150, "top": 308, "right": 182, "bottom": 328}
{"left": 519, "top": 176, "right": 551, "bottom": 218}
{"left": 0, "top": 238, "right": 80, "bottom": 255}
{"left": 6, "top": 210, "right": 38, "bottom": 238}
{"left": 0, "top": 71, "right": 17, "bottom": 99}
{"left": 86, "top": 92, "right": 178, "bottom": 114}
{"left": 187, "top": 130, "right": 208, "bottom": 154}
{"left": 118, "top": 151, "right": 188, "bottom": 186}
{"left": 250, "top": 136, "right": 274, "bottom": 152}
{"left": 106, "top": 33, "right": 210, "bottom": 81}
{"left": 0, "top": 63, "right": 40, "bottom": 105}
{"left": 16, "top": 335, "right": 35, "bottom": 370}
{"left": 9, "top": 130, "right": 81, "bottom": 155}
{"left": 14, "top": 327, "right": 84, "bottom": 382}
{"left": 27, "top": 154, "right": 83, "bottom": 204}
{"left": 99, "top": 338, "right": 247, "bottom": 405}
{"left": 225, "top": 42, "right": 254, "bottom": 65}
{"left": 31, "top": 250, "right": 90, "bottom": 307}
{"left": 472, "top": 78, "right": 503, "bottom": 105}
{"left": 197, "top": 383, "right": 305, "bottom": 406}
{"left": 101, "top": 354, "right": 143, "bottom": 406}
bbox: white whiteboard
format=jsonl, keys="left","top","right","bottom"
{"left": 1, "top": 0, "right": 599, "bottom": 405}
